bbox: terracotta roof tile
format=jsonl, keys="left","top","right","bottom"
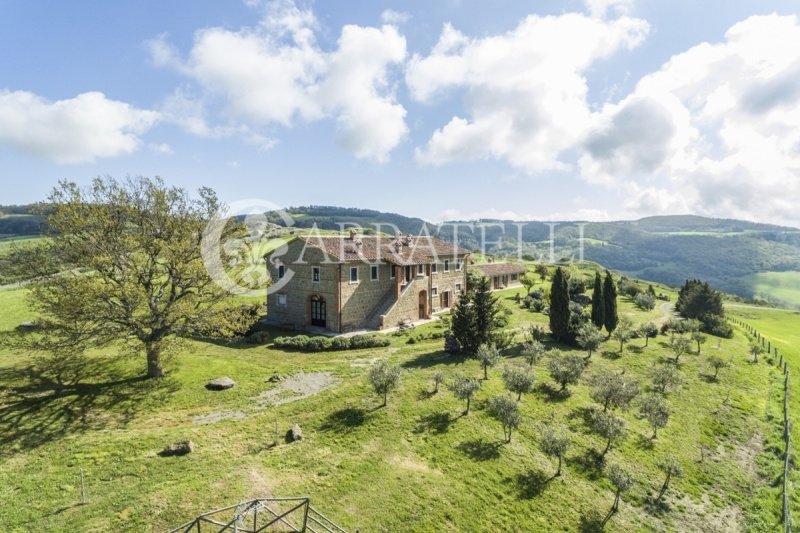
{"left": 291, "top": 235, "right": 470, "bottom": 264}
{"left": 472, "top": 263, "right": 527, "bottom": 276}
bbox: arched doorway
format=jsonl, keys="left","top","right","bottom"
{"left": 418, "top": 290, "right": 428, "bottom": 320}
{"left": 310, "top": 295, "right": 326, "bottom": 328}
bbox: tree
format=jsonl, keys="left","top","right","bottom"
{"left": 707, "top": 356, "right": 729, "bottom": 381}
{"left": 473, "top": 276, "right": 499, "bottom": 348}
{"left": 590, "top": 271, "right": 605, "bottom": 329}
{"left": 539, "top": 424, "right": 571, "bottom": 477}
{"left": 750, "top": 343, "right": 764, "bottom": 363}
{"left": 612, "top": 317, "right": 635, "bottom": 354}
{"left": 451, "top": 375, "right": 481, "bottom": 415}
{"left": 639, "top": 322, "right": 659, "bottom": 347}
{"left": 675, "top": 279, "right": 730, "bottom": 336}
{"left": 692, "top": 331, "right": 708, "bottom": 354}
{"left": 603, "top": 270, "right": 618, "bottom": 335}
{"left": 650, "top": 364, "right": 682, "bottom": 394}
{"left": 522, "top": 340, "right": 546, "bottom": 367}
{"left": 670, "top": 335, "right": 692, "bottom": 364}
{"left": 450, "top": 291, "right": 478, "bottom": 355}
{"left": 576, "top": 322, "right": 604, "bottom": 361}
{"left": 520, "top": 273, "right": 536, "bottom": 295}
{"left": 10, "top": 177, "right": 256, "bottom": 379}
{"left": 535, "top": 263, "right": 549, "bottom": 281}
{"left": 549, "top": 267, "right": 572, "bottom": 342}
{"left": 639, "top": 394, "right": 670, "bottom": 438}
{"left": 590, "top": 410, "right": 627, "bottom": 458}
{"left": 606, "top": 463, "right": 634, "bottom": 513}
{"left": 548, "top": 352, "right": 585, "bottom": 393}
{"left": 502, "top": 366, "right": 535, "bottom": 401}
{"left": 476, "top": 343, "right": 501, "bottom": 380}
{"left": 655, "top": 457, "right": 683, "bottom": 503}
{"left": 369, "top": 360, "right": 401, "bottom": 407}
{"left": 487, "top": 395, "right": 521, "bottom": 442}
{"left": 589, "top": 372, "right": 640, "bottom": 412}
{"left": 432, "top": 371, "right": 445, "bottom": 394}
{"left": 634, "top": 292, "right": 656, "bottom": 311}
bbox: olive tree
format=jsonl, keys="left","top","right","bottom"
{"left": 522, "top": 340, "right": 546, "bottom": 367}
{"left": 502, "top": 366, "right": 535, "bottom": 401}
{"left": 547, "top": 353, "right": 586, "bottom": 393}
{"left": 487, "top": 395, "right": 521, "bottom": 442}
{"left": 750, "top": 343, "right": 764, "bottom": 364}
{"left": 369, "top": 360, "right": 401, "bottom": 407}
{"left": 606, "top": 463, "right": 634, "bottom": 513}
{"left": 692, "top": 331, "right": 708, "bottom": 354}
{"left": 670, "top": 335, "right": 692, "bottom": 364}
{"left": 477, "top": 343, "right": 501, "bottom": 380}
{"left": 650, "top": 364, "right": 682, "bottom": 394}
{"left": 590, "top": 410, "right": 627, "bottom": 458}
{"left": 539, "top": 424, "right": 571, "bottom": 477}
{"left": 576, "top": 322, "right": 604, "bottom": 361}
{"left": 639, "top": 394, "right": 670, "bottom": 439}
{"left": 612, "top": 318, "right": 635, "bottom": 354}
{"left": 639, "top": 322, "right": 659, "bottom": 347}
{"left": 432, "top": 371, "right": 445, "bottom": 394}
{"left": 589, "top": 372, "right": 640, "bottom": 412}
{"left": 655, "top": 456, "right": 683, "bottom": 503}
{"left": 451, "top": 375, "right": 481, "bottom": 415}
{"left": 707, "top": 356, "right": 729, "bottom": 381}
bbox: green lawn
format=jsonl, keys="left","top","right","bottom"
{"left": 0, "top": 276, "right": 789, "bottom": 531}
{"left": 742, "top": 271, "right": 800, "bottom": 308}
{"left": 0, "top": 235, "right": 44, "bottom": 255}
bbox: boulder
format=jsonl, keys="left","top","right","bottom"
{"left": 286, "top": 424, "right": 303, "bottom": 442}
{"left": 205, "top": 377, "right": 235, "bottom": 391}
{"left": 159, "top": 440, "right": 194, "bottom": 456}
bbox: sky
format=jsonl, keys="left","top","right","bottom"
{"left": 2, "top": 0, "right": 800, "bottom": 226}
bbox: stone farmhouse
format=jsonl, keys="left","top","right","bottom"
{"left": 473, "top": 262, "right": 526, "bottom": 291}
{"left": 265, "top": 232, "right": 470, "bottom": 333}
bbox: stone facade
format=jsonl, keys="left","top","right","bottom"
{"left": 265, "top": 235, "right": 469, "bottom": 333}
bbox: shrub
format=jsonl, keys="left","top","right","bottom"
{"left": 245, "top": 331, "right": 270, "bottom": 345}
{"left": 273, "top": 334, "right": 388, "bottom": 352}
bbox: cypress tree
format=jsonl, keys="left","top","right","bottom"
{"left": 591, "top": 271, "right": 604, "bottom": 329}
{"left": 451, "top": 290, "right": 479, "bottom": 355}
{"left": 603, "top": 270, "right": 618, "bottom": 335}
{"left": 549, "top": 267, "right": 571, "bottom": 342}
{"left": 472, "top": 276, "right": 498, "bottom": 348}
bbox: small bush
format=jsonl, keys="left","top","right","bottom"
{"left": 349, "top": 334, "right": 391, "bottom": 349}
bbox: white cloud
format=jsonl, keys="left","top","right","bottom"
{"left": 149, "top": 142, "right": 173, "bottom": 154}
{"left": 0, "top": 90, "right": 158, "bottom": 164}
{"left": 381, "top": 9, "right": 410, "bottom": 25}
{"left": 584, "top": 0, "right": 634, "bottom": 19}
{"left": 407, "top": 13, "right": 649, "bottom": 172}
{"left": 578, "top": 13, "right": 800, "bottom": 226}
{"left": 150, "top": 1, "right": 407, "bottom": 161}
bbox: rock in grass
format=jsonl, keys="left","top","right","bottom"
{"left": 205, "top": 377, "right": 235, "bottom": 391}
{"left": 287, "top": 424, "right": 303, "bottom": 442}
{"left": 267, "top": 374, "right": 284, "bottom": 383}
{"left": 159, "top": 440, "right": 194, "bottom": 456}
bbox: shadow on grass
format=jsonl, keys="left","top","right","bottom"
{"left": 413, "top": 411, "right": 454, "bottom": 434}
{"left": 628, "top": 345, "right": 644, "bottom": 354}
{"left": 508, "top": 468, "right": 554, "bottom": 499}
{"left": 401, "top": 350, "right": 466, "bottom": 369}
{"left": 535, "top": 382, "right": 571, "bottom": 403}
{"left": 635, "top": 433, "right": 656, "bottom": 450}
{"left": 578, "top": 509, "right": 608, "bottom": 533}
{"left": 456, "top": 438, "right": 502, "bottom": 461}
{"left": 600, "top": 350, "right": 621, "bottom": 360}
{"left": 417, "top": 388, "right": 437, "bottom": 400}
{"left": 318, "top": 407, "right": 368, "bottom": 432}
{"left": 0, "top": 353, "right": 178, "bottom": 453}
{"left": 644, "top": 497, "right": 671, "bottom": 516}
{"left": 699, "top": 373, "right": 719, "bottom": 383}
{"left": 571, "top": 448, "right": 605, "bottom": 480}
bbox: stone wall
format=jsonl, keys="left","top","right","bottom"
{"left": 381, "top": 275, "right": 428, "bottom": 328}
{"left": 339, "top": 262, "right": 396, "bottom": 332}
{"left": 430, "top": 258, "right": 467, "bottom": 313}
{"left": 265, "top": 240, "right": 341, "bottom": 331}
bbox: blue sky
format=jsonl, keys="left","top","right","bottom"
{"left": 2, "top": 0, "right": 800, "bottom": 226}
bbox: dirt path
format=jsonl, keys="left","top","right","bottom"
{"left": 656, "top": 301, "right": 675, "bottom": 325}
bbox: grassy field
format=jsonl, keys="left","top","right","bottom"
{"left": 0, "top": 235, "right": 44, "bottom": 255}
{"left": 0, "top": 268, "right": 790, "bottom": 532}
{"left": 742, "top": 271, "right": 800, "bottom": 308}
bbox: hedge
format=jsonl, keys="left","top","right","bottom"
{"left": 272, "top": 334, "right": 390, "bottom": 352}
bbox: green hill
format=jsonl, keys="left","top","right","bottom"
{"left": 0, "top": 263, "right": 792, "bottom": 531}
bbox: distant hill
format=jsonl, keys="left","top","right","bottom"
{"left": 267, "top": 206, "right": 800, "bottom": 306}
{"left": 0, "top": 204, "right": 44, "bottom": 237}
